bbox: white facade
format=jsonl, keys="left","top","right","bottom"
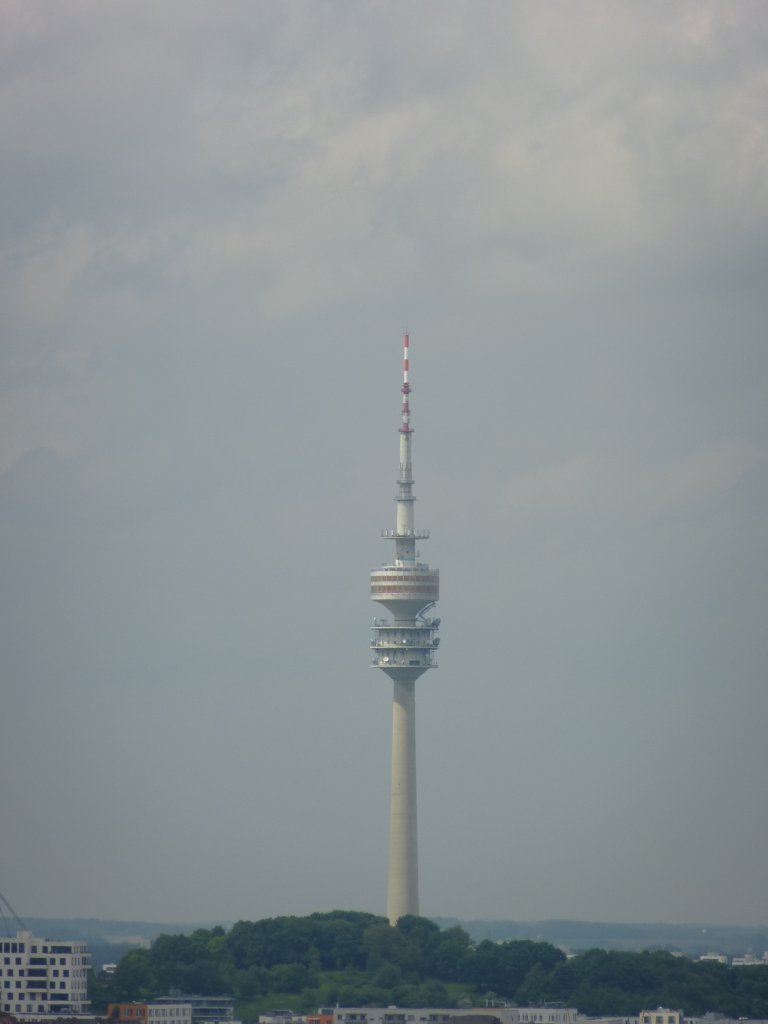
{"left": 0, "top": 930, "right": 90, "bottom": 1016}
{"left": 156, "top": 994, "right": 237, "bottom": 1024}
{"left": 584, "top": 1015, "right": 768, "bottom": 1024}
{"left": 639, "top": 1009, "right": 683, "bottom": 1024}
{"left": 335, "top": 1007, "right": 578, "bottom": 1024}
{"left": 731, "top": 953, "right": 768, "bottom": 966}
{"left": 148, "top": 1005, "right": 193, "bottom": 1024}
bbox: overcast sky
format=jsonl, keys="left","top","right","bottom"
{"left": 2, "top": 0, "right": 767, "bottom": 930}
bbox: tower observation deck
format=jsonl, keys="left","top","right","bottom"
{"left": 370, "top": 332, "right": 440, "bottom": 925}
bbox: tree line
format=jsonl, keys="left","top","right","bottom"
{"left": 88, "top": 912, "right": 768, "bottom": 1021}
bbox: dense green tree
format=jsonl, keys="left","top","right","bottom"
{"left": 427, "top": 925, "right": 473, "bottom": 981}
{"left": 364, "top": 923, "right": 413, "bottom": 972}
{"left": 108, "top": 948, "right": 156, "bottom": 1001}
{"left": 232, "top": 965, "right": 270, "bottom": 1000}
{"left": 417, "top": 980, "right": 451, "bottom": 1006}
{"left": 313, "top": 912, "right": 382, "bottom": 970}
{"left": 95, "top": 912, "right": 768, "bottom": 1022}
{"left": 469, "top": 939, "right": 565, "bottom": 997}
{"left": 516, "top": 962, "right": 552, "bottom": 1004}
{"left": 394, "top": 916, "right": 446, "bottom": 978}
{"left": 225, "top": 912, "right": 380, "bottom": 974}
{"left": 374, "top": 964, "right": 403, "bottom": 989}
{"left": 269, "top": 963, "right": 316, "bottom": 993}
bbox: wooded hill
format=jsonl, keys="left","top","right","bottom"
{"left": 88, "top": 912, "right": 768, "bottom": 1022}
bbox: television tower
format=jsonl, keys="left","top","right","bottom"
{"left": 370, "top": 332, "right": 440, "bottom": 925}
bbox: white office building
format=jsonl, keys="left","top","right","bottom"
{"left": 335, "top": 1007, "right": 577, "bottom": 1024}
{"left": 0, "top": 930, "right": 90, "bottom": 1016}
{"left": 156, "top": 995, "right": 238, "bottom": 1024}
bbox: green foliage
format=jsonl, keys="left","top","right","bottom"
{"left": 516, "top": 948, "right": 768, "bottom": 1017}
{"left": 95, "top": 913, "right": 768, "bottom": 1022}
{"left": 468, "top": 938, "right": 565, "bottom": 997}
{"left": 364, "top": 923, "right": 413, "bottom": 971}
{"left": 108, "top": 948, "right": 157, "bottom": 1001}
{"left": 427, "top": 926, "right": 473, "bottom": 980}
{"left": 228, "top": 912, "right": 380, "bottom": 973}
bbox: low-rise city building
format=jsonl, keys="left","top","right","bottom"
{"left": 258, "top": 1012, "right": 303, "bottom": 1024}
{"left": 107, "top": 1003, "right": 192, "bottom": 1024}
{"left": 155, "top": 995, "right": 237, "bottom": 1024}
{"left": 639, "top": 1009, "right": 683, "bottom": 1024}
{"left": 731, "top": 954, "right": 767, "bottom": 967}
{"left": 334, "top": 1007, "right": 577, "bottom": 1024}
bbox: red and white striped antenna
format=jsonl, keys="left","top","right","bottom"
{"left": 400, "top": 331, "right": 412, "bottom": 434}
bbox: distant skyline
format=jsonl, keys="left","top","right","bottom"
{"left": 1, "top": 0, "right": 767, "bottom": 927}
{"left": 11, "top": 916, "right": 768, "bottom": 961}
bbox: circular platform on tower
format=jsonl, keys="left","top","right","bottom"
{"left": 370, "top": 565, "right": 439, "bottom": 619}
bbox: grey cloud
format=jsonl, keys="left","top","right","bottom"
{"left": 1, "top": 0, "right": 766, "bottom": 926}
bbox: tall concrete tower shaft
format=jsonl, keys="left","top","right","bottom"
{"left": 370, "top": 332, "right": 440, "bottom": 925}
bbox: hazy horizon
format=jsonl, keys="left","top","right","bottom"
{"left": 2, "top": 1, "right": 767, "bottom": 927}
{"left": 16, "top": 912, "right": 768, "bottom": 929}
{"left": 11, "top": 913, "right": 768, "bottom": 962}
